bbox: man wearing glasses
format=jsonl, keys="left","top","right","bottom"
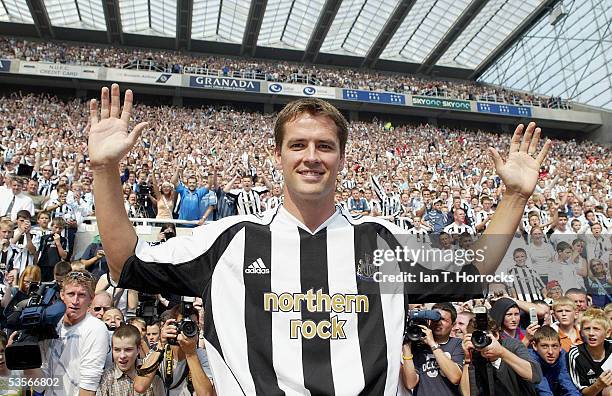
{"left": 25, "top": 270, "right": 109, "bottom": 396}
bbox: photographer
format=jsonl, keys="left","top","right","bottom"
{"left": 134, "top": 171, "right": 156, "bottom": 218}
{"left": 134, "top": 304, "right": 214, "bottom": 396}
{"left": 79, "top": 234, "right": 108, "bottom": 280}
{"left": 401, "top": 303, "right": 464, "bottom": 395}
{"left": 157, "top": 223, "right": 177, "bottom": 243}
{"left": 460, "top": 312, "right": 541, "bottom": 395}
{"left": 24, "top": 270, "right": 109, "bottom": 395}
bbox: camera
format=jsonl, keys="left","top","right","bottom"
{"left": 471, "top": 306, "right": 492, "bottom": 350}
{"left": 404, "top": 310, "right": 441, "bottom": 342}
{"left": 4, "top": 282, "right": 65, "bottom": 370}
{"left": 167, "top": 296, "right": 199, "bottom": 345}
{"left": 136, "top": 292, "right": 159, "bottom": 325}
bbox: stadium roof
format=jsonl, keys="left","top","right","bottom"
{"left": 0, "top": 0, "right": 610, "bottom": 109}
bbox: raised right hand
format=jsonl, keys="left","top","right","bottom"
{"left": 88, "top": 84, "right": 148, "bottom": 169}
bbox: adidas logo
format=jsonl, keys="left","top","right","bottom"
{"left": 587, "top": 369, "right": 595, "bottom": 375}
{"left": 245, "top": 258, "right": 270, "bottom": 274}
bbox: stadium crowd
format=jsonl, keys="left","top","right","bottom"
{"left": 0, "top": 36, "right": 570, "bottom": 109}
{"left": 0, "top": 88, "right": 609, "bottom": 395}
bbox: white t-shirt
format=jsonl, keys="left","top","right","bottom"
{"left": 37, "top": 313, "right": 110, "bottom": 395}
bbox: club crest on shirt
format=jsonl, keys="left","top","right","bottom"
{"left": 357, "top": 253, "right": 376, "bottom": 282}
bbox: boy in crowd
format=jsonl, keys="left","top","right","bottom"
{"left": 552, "top": 297, "right": 582, "bottom": 352}
{"left": 508, "top": 247, "right": 547, "bottom": 302}
{"left": 529, "top": 325, "right": 580, "bottom": 395}
{"left": 36, "top": 217, "right": 68, "bottom": 282}
{"left": 97, "top": 324, "right": 164, "bottom": 395}
{"left": 567, "top": 308, "right": 612, "bottom": 396}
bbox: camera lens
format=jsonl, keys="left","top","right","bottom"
{"left": 472, "top": 330, "right": 491, "bottom": 349}
{"left": 180, "top": 320, "right": 198, "bottom": 338}
{"left": 406, "top": 324, "right": 425, "bottom": 342}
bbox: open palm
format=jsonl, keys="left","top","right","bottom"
{"left": 489, "top": 122, "right": 551, "bottom": 198}
{"left": 88, "top": 84, "right": 148, "bottom": 168}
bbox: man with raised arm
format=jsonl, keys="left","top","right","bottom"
{"left": 89, "top": 83, "right": 550, "bottom": 395}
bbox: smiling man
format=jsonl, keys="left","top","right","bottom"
{"left": 26, "top": 270, "right": 109, "bottom": 396}
{"left": 89, "top": 84, "right": 550, "bottom": 395}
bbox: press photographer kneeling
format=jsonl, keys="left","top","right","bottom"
{"left": 460, "top": 306, "right": 542, "bottom": 395}
{"left": 401, "top": 303, "right": 464, "bottom": 395}
{"left": 134, "top": 297, "right": 215, "bottom": 396}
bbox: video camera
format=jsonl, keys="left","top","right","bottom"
{"left": 167, "top": 296, "right": 199, "bottom": 345}
{"left": 471, "top": 306, "right": 492, "bottom": 350}
{"left": 4, "top": 282, "right": 66, "bottom": 370}
{"left": 136, "top": 292, "right": 159, "bottom": 325}
{"left": 404, "top": 310, "right": 441, "bottom": 342}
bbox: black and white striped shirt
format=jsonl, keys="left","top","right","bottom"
{"left": 443, "top": 222, "right": 476, "bottom": 236}
{"left": 371, "top": 177, "right": 401, "bottom": 219}
{"left": 228, "top": 187, "right": 268, "bottom": 216}
{"left": 36, "top": 174, "right": 59, "bottom": 197}
{"left": 507, "top": 266, "right": 546, "bottom": 303}
{"left": 341, "top": 179, "right": 356, "bottom": 190}
{"left": 117, "top": 206, "right": 482, "bottom": 395}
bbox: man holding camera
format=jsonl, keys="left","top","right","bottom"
{"left": 134, "top": 303, "right": 214, "bottom": 396}
{"left": 460, "top": 312, "right": 542, "bottom": 395}
{"left": 401, "top": 303, "right": 464, "bottom": 395}
{"left": 23, "top": 270, "right": 109, "bottom": 396}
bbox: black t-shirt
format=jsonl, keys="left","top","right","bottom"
{"left": 412, "top": 337, "right": 463, "bottom": 396}
{"left": 37, "top": 234, "right": 67, "bottom": 268}
{"left": 568, "top": 340, "right": 612, "bottom": 395}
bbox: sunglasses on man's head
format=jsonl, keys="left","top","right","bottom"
{"left": 66, "top": 271, "right": 94, "bottom": 281}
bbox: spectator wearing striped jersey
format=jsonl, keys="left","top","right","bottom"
{"left": 226, "top": 173, "right": 272, "bottom": 216}
{"left": 34, "top": 163, "right": 58, "bottom": 197}
{"left": 8, "top": 210, "right": 37, "bottom": 274}
{"left": 371, "top": 175, "right": 401, "bottom": 222}
{"left": 567, "top": 308, "right": 612, "bottom": 396}
{"left": 475, "top": 196, "right": 495, "bottom": 233}
{"left": 508, "top": 247, "right": 546, "bottom": 303}
{"left": 443, "top": 208, "right": 476, "bottom": 238}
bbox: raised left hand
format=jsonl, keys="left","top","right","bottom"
{"left": 489, "top": 122, "right": 551, "bottom": 199}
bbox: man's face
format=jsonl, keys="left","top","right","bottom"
{"left": 10, "top": 180, "right": 22, "bottom": 195}
{"left": 41, "top": 166, "right": 53, "bottom": 180}
{"left": 439, "top": 234, "right": 452, "bottom": 249}
{"left": 549, "top": 286, "right": 563, "bottom": 300}
{"left": 274, "top": 113, "right": 344, "bottom": 205}
{"left": 558, "top": 217, "right": 568, "bottom": 228}
{"left": 187, "top": 177, "right": 197, "bottom": 191}
{"left": 534, "top": 339, "right": 561, "bottom": 365}
{"left": 242, "top": 177, "right": 253, "bottom": 191}
{"left": 451, "top": 313, "right": 470, "bottom": 338}
{"left": 431, "top": 309, "right": 453, "bottom": 339}
{"left": 112, "top": 337, "right": 139, "bottom": 373}
{"left": 567, "top": 292, "right": 588, "bottom": 311}
{"left": 351, "top": 190, "right": 359, "bottom": 200}
{"left": 89, "top": 294, "right": 112, "bottom": 319}
{"left": 454, "top": 209, "right": 465, "bottom": 223}
{"left": 27, "top": 180, "right": 38, "bottom": 194}
{"left": 61, "top": 283, "right": 92, "bottom": 324}
{"left": 482, "top": 200, "right": 492, "bottom": 210}
{"left": 554, "top": 306, "right": 576, "bottom": 326}
{"left": 571, "top": 221, "right": 581, "bottom": 233}
{"left": 146, "top": 324, "right": 161, "bottom": 344}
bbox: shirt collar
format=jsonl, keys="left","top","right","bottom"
{"left": 278, "top": 205, "right": 341, "bottom": 235}
{"left": 113, "top": 365, "right": 136, "bottom": 380}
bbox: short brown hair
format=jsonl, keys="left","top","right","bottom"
{"left": 112, "top": 324, "right": 141, "bottom": 347}
{"left": 533, "top": 325, "right": 560, "bottom": 345}
{"left": 274, "top": 98, "right": 348, "bottom": 153}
